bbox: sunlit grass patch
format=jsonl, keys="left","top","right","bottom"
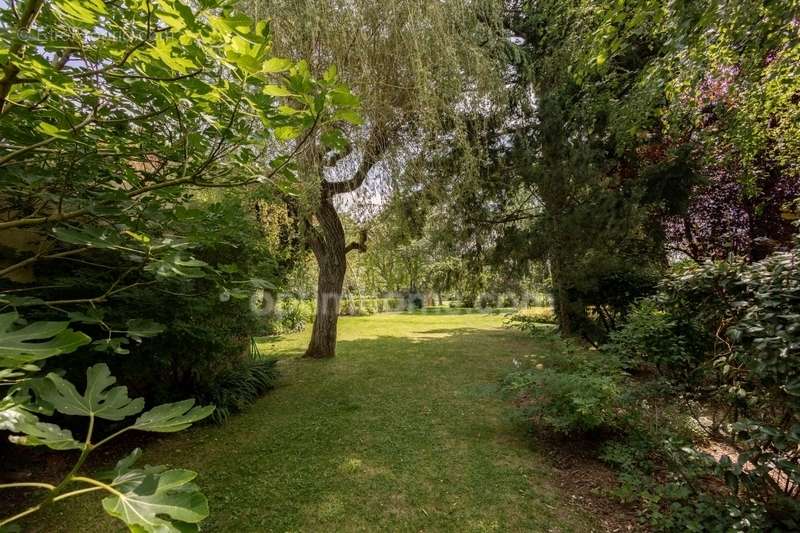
{"left": 29, "top": 313, "right": 592, "bottom": 532}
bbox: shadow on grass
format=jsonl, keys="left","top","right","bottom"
{"left": 404, "top": 307, "right": 517, "bottom": 315}
{"left": 2, "top": 321, "right": 596, "bottom": 532}
{"left": 261, "top": 323, "right": 532, "bottom": 366}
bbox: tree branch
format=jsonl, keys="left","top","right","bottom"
{"left": 0, "top": 110, "right": 98, "bottom": 167}
{"left": 0, "top": 0, "right": 45, "bottom": 113}
{"left": 37, "top": 280, "right": 157, "bottom": 307}
{"left": 0, "top": 112, "right": 322, "bottom": 231}
{"left": 345, "top": 229, "right": 368, "bottom": 254}
{"left": 0, "top": 247, "right": 91, "bottom": 278}
{"left": 322, "top": 129, "right": 388, "bottom": 196}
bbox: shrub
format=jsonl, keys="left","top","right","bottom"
{"left": 501, "top": 332, "right": 627, "bottom": 436}
{"left": 504, "top": 312, "right": 557, "bottom": 336}
{"left": 478, "top": 293, "right": 498, "bottom": 308}
{"left": 276, "top": 299, "right": 314, "bottom": 333}
{"left": 96, "top": 276, "right": 265, "bottom": 406}
{"left": 46, "top": 193, "right": 295, "bottom": 406}
{"left": 503, "top": 366, "right": 623, "bottom": 434}
{"left": 338, "top": 297, "right": 401, "bottom": 316}
{"left": 501, "top": 295, "right": 518, "bottom": 307}
{"left": 200, "top": 356, "right": 279, "bottom": 424}
{"left": 659, "top": 247, "right": 800, "bottom": 506}
{"left": 461, "top": 294, "right": 477, "bottom": 308}
{"left": 604, "top": 299, "right": 709, "bottom": 380}
{"left": 405, "top": 293, "right": 424, "bottom": 310}
{"left": 599, "top": 233, "right": 800, "bottom": 530}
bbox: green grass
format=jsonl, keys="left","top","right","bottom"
{"left": 26, "top": 313, "right": 593, "bottom": 532}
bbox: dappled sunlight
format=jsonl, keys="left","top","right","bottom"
{"left": 2, "top": 0, "right": 791, "bottom": 529}
{"left": 20, "top": 313, "right": 593, "bottom": 531}
{"left": 257, "top": 314, "right": 511, "bottom": 357}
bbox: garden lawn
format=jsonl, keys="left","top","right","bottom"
{"left": 27, "top": 313, "right": 594, "bottom": 532}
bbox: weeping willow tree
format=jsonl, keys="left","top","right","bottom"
{"left": 246, "top": 0, "right": 507, "bottom": 357}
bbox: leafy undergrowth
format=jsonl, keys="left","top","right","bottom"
{"left": 21, "top": 313, "right": 602, "bottom": 532}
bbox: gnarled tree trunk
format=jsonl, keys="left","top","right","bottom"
{"left": 302, "top": 131, "right": 384, "bottom": 358}
{"left": 305, "top": 198, "right": 348, "bottom": 358}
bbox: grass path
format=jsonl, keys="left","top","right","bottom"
{"left": 30, "top": 313, "right": 593, "bottom": 532}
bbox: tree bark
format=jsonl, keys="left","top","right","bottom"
{"left": 304, "top": 197, "right": 347, "bottom": 358}
{"left": 302, "top": 129, "right": 386, "bottom": 358}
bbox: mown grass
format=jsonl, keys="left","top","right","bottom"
{"left": 25, "top": 313, "right": 593, "bottom": 532}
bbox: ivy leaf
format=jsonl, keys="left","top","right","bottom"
{"left": 36, "top": 121, "right": 69, "bottom": 139}
{"left": 96, "top": 447, "right": 143, "bottom": 481}
{"left": 321, "top": 129, "right": 348, "bottom": 151}
{"left": 150, "top": 36, "right": 198, "bottom": 74}
{"left": 0, "top": 312, "right": 91, "bottom": 367}
{"left": 0, "top": 368, "right": 28, "bottom": 382}
{"left": 274, "top": 126, "right": 300, "bottom": 140}
{"left": 130, "top": 399, "right": 214, "bottom": 433}
{"left": 144, "top": 254, "right": 209, "bottom": 279}
{"left": 52, "top": 225, "right": 119, "bottom": 249}
{"left": 41, "top": 363, "right": 145, "bottom": 421}
{"left": 53, "top": 0, "right": 108, "bottom": 25}
{"left": 208, "top": 13, "right": 253, "bottom": 36}
{"left": 113, "top": 448, "right": 143, "bottom": 476}
{"left": 0, "top": 407, "right": 82, "bottom": 450}
{"left": 247, "top": 278, "right": 276, "bottom": 290}
{"left": 92, "top": 337, "right": 130, "bottom": 355}
{"left": 0, "top": 394, "right": 14, "bottom": 411}
{"left": 102, "top": 466, "right": 209, "bottom": 532}
{"left": 329, "top": 88, "right": 359, "bottom": 107}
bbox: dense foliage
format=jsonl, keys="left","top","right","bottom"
{"left": 1, "top": 0, "right": 797, "bottom": 530}
{"left": 399, "top": 0, "right": 799, "bottom": 343}
{"left": 517, "top": 232, "right": 800, "bottom": 530}
{"left": 502, "top": 335, "right": 625, "bottom": 435}
{"left": 0, "top": 0, "right": 359, "bottom": 528}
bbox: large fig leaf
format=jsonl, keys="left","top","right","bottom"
{"left": 102, "top": 466, "right": 209, "bottom": 532}
{"left": 0, "top": 312, "right": 91, "bottom": 367}
{"left": 96, "top": 448, "right": 144, "bottom": 482}
{"left": 51, "top": 225, "right": 120, "bottom": 249}
{"left": 112, "top": 448, "right": 143, "bottom": 476}
{"left": 41, "top": 363, "right": 144, "bottom": 420}
{"left": 0, "top": 394, "right": 13, "bottom": 411}
{"left": 0, "top": 406, "right": 81, "bottom": 450}
{"left": 124, "top": 319, "right": 165, "bottom": 342}
{"left": 130, "top": 399, "right": 214, "bottom": 433}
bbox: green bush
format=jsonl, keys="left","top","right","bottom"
{"left": 604, "top": 299, "right": 709, "bottom": 380}
{"left": 276, "top": 299, "right": 314, "bottom": 333}
{"left": 655, "top": 247, "right": 800, "bottom": 507}
{"left": 27, "top": 196, "right": 286, "bottom": 414}
{"left": 504, "top": 312, "right": 558, "bottom": 335}
{"left": 597, "top": 233, "right": 800, "bottom": 530}
{"left": 503, "top": 367, "right": 623, "bottom": 434}
{"left": 101, "top": 285, "right": 264, "bottom": 404}
{"left": 478, "top": 293, "right": 498, "bottom": 308}
{"left": 338, "top": 297, "right": 402, "bottom": 315}
{"left": 501, "top": 334, "right": 627, "bottom": 436}
{"left": 201, "top": 357, "right": 279, "bottom": 424}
